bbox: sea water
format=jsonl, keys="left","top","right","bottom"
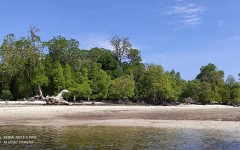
{"left": 0, "top": 126, "right": 239, "bottom": 149}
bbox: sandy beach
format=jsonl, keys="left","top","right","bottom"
{"left": 0, "top": 103, "right": 240, "bottom": 130}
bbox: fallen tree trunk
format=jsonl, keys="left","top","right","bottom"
{"left": 36, "top": 86, "right": 70, "bottom": 105}
{"left": 45, "top": 90, "right": 70, "bottom": 105}
{"left": 45, "top": 96, "right": 69, "bottom": 105}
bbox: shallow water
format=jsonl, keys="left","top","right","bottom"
{"left": 0, "top": 126, "right": 239, "bottom": 150}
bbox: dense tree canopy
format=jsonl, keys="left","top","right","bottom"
{"left": 0, "top": 29, "right": 239, "bottom": 105}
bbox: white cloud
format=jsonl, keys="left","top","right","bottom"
{"left": 218, "top": 20, "right": 224, "bottom": 26}
{"left": 164, "top": 3, "right": 206, "bottom": 27}
{"left": 218, "top": 19, "right": 229, "bottom": 27}
{"left": 72, "top": 32, "right": 113, "bottom": 50}
{"left": 69, "top": 32, "right": 141, "bottom": 51}
{"left": 229, "top": 36, "right": 240, "bottom": 41}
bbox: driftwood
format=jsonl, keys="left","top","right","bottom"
{"left": 37, "top": 85, "right": 70, "bottom": 105}
{"left": 45, "top": 90, "right": 70, "bottom": 105}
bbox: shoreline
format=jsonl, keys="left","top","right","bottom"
{"left": 0, "top": 104, "right": 240, "bottom": 130}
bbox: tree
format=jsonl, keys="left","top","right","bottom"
{"left": 195, "top": 63, "right": 225, "bottom": 103}
{"left": 96, "top": 49, "right": 118, "bottom": 71}
{"left": 109, "top": 75, "right": 135, "bottom": 100}
{"left": 88, "top": 62, "right": 111, "bottom": 100}
{"left": 3, "top": 27, "right": 240, "bottom": 105}
{"left": 127, "top": 49, "right": 142, "bottom": 65}
{"left": 170, "top": 70, "right": 186, "bottom": 100}
{"left": 74, "top": 68, "right": 92, "bottom": 99}
{"left": 196, "top": 63, "right": 224, "bottom": 85}
{"left": 138, "top": 65, "right": 164, "bottom": 104}
{"left": 28, "top": 26, "right": 44, "bottom": 59}
{"left": 110, "top": 36, "right": 132, "bottom": 68}
{"left": 226, "top": 75, "right": 236, "bottom": 88}
{"left": 0, "top": 27, "right": 44, "bottom": 99}
{"left": 0, "top": 34, "right": 22, "bottom": 97}
{"left": 41, "top": 54, "right": 55, "bottom": 95}
{"left": 14, "top": 74, "right": 33, "bottom": 98}
{"left": 52, "top": 61, "right": 65, "bottom": 93}
{"left": 138, "top": 65, "right": 178, "bottom": 104}
{"left": 218, "top": 84, "right": 230, "bottom": 104}
{"left": 0, "top": 34, "right": 24, "bottom": 80}
{"left": 230, "top": 86, "right": 240, "bottom": 104}
{"left": 182, "top": 80, "right": 201, "bottom": 101}
{"left": 124, "top": 48, "right": 144, "bottom": 82}
{"left": 64, "top": 64, "right": 75, "bottom": 89}
{"left": 198, "top": 82, "right": 215, "bottom": 104}
{"left": 226, "top": 75, "right": 240, "bottom": 104}
{"left": 68, "top": 49, "right": 89, "bottom": 71}
{"left": 88, "top": 47, "right": 104, "bottom": 62}
{"left": 32, "top": 61, "right": 49, "bottom": 98}
{"left": 47, "top": 36, "right": 80, "bottom": 65}
{"left": 0, "top": 90, "right": 13, "bottom": 100}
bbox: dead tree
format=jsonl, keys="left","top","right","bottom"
{"left": 110, "top": 36, "right": 132, "bottom": 69}
{"left": 36, "top": 88, "right": 70, "bottom": 105}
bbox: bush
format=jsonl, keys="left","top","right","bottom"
{"left": 1, "top": 90, "right": 13, "bottom": 100}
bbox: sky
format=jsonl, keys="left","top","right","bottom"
{"left": 0, "top": 0, "right": 240, "bottom": 80}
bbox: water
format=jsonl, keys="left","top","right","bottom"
{"left": 0, "top": 126, "right": 239, "bottom": 150}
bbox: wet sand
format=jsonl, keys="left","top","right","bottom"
{"left": 0, "top": 104, "right": 240, "bottom": 129}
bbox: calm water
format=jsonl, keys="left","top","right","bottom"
{"left": 0, "top": 126, "right": 239, "bottom": 150}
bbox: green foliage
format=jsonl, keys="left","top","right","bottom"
{"left": 47, "top": 36, "right": 80, "bottom": 65}
{"left": 196, "top": 63, "right": 224, "bottom": 86}
{"left": 88, "top": 47, "right": 104, "bottom": 62}
{"left": 87, "top": 62, "right": 111, "bottom": 99}
{"left": 0, "top": 34, "right": 25, "bottom": 78}
{"left": 182, "top": 80, "right": 201, "bottom": 101}
{"left": 109, "top": 75, "right": 135, "bottom": 100}
{"left": 111, "top": 68, "right": 123, "bottom": 78}
{"left": 127, "top": 49, "right": 142, "bottom": 65}
{"left": 32, "top": 62, "right": 49, "bottom": 87}
{"left": 138, "top": 65, "right": 179, "bottom": 104}
{"left": 14, "top": 75, "right": 33, "bottom": 98}
{"left": 1, "top": 29, "right": 239, "bottom": 105}
{"left": 195, "top": 63, "right": 225, "bottom": 104}
{"left": 97, "top": 49, "right": 118, "bottom": 71}
{"left": 198, "top": 82, "right": 215, "bottom": 104}
{"left": 225, "top": 75, "right": 240, "bottom": 104}
{"left": 53, "top": 61, "right": 65, "bottom": 93}
{"left": 1, "top": 90, "right": 13, "bottom": 100}
{"left": 218, "top": 85, "right": 230, "bottom": 103}
{"left": 64, "top": 64, "right": 75, "bottom": 88}
{"left": 70, "top": 68, "right": 92, "bottom": 99}
{"left": 170, "top": 70, "right": 186, "bottom": 100}
{"left": 231, "top": 87, "right": 240, "bottom": 104}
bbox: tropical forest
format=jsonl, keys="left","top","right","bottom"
{"left": 0, "top": 27, "right": 240, "bottom": 105}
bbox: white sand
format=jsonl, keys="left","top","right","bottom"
{"left": 0, "top": 104, "right": 239, "bottom": 130}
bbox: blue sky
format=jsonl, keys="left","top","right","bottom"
{"left": 0, "top": 0, "right": 240, "bottom": 80}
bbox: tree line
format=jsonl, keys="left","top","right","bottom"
{"left": 0, "top": 27, "right": 240, "bottom": 105}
